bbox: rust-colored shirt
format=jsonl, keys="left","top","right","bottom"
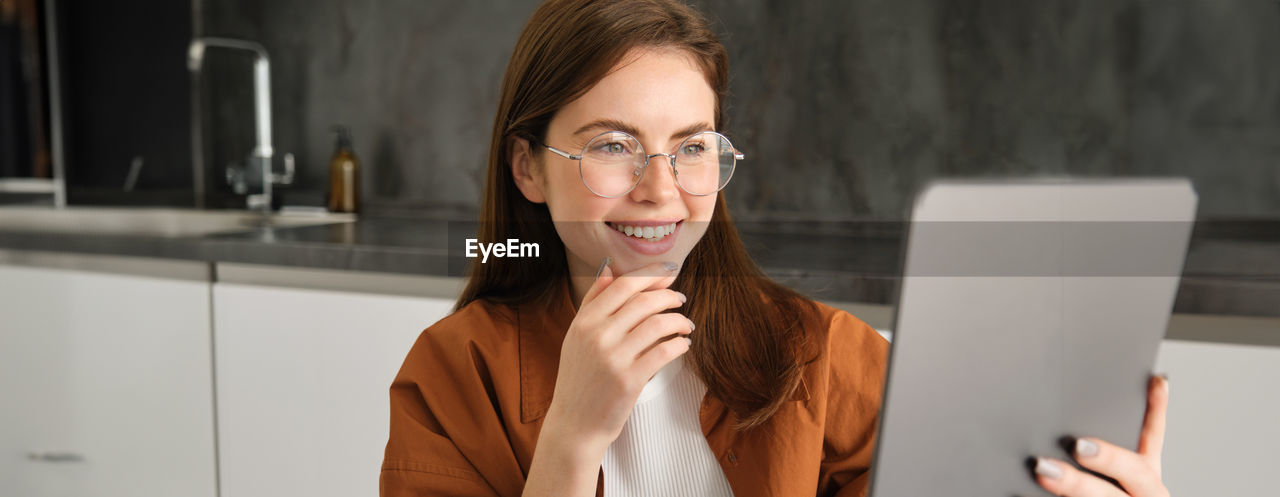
{"left": 380, "top": 278, "right": 889, "bottom": 497}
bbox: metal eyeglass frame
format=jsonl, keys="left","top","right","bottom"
{"left": 541, "top": 130, "right": 745, "bottom": 198}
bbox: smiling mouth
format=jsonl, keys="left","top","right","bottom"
{"left": 606, "top": 220, "right": 682, "bottom": 242}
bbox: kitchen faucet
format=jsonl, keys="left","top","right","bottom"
{"left": 186, "top": 37, "right": 293, "bottom": 213}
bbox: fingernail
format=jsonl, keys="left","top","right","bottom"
{"left": 1075, "top": 438, "right": 1099, "bottom": 458}
{"left": 595, "top": 257, "right": 611, "bottom": 278}
{"left": 688, "top": 319, "right": 696, "bottom": 331}
{"left": 675, "top": 291, "right": 687, "bottom": 303}
{"left": 1160, "top": 374, "right": 1170, "bottom": 394}
{"left": 1034, "top": 458, "right": 1063, "bottom": 480}
{"left": 663, "top": 261, "right": 679, "bottom": 272}
{"left": 683, "top": 337, "right": 692, "bottom": 346}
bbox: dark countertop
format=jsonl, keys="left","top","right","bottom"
{"left": 0, "top": 216, "right": 1276, "bottom": 317}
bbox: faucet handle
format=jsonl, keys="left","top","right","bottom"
{"left": 271, "top": 153, "right": 296, "bottom": 186}
{"left": 225, "top": 163, "right": 248, "bottom": 194}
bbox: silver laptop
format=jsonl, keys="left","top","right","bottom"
{"left": 868, "top": 179, "right": 1197, "bottom": 496}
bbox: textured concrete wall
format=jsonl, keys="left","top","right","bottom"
{"left": 199, "top": 0, "right": 1280, "bottom": 219}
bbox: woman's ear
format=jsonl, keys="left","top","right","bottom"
{"left": 509, "top": 136, "right": 547, "bottom": 204}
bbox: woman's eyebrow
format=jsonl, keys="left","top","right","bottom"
{"left": 669, "top": 122, "right": 713, "bottom": 140}
{"left": 572, "top": 120, "right": 713, "bottom": 142}
{"left": 574, "top": 119, "right": 641, "bottom": 137}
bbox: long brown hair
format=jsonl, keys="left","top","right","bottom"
{"left": 457, "top": 0, "right": 820, "bottom": 430}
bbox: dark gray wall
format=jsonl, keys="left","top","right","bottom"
{"left": 199, "top": 0, "right": 1280, "bottom": 219}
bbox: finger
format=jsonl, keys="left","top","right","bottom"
{"left": 632, "top": 334, "right": 691, "bottom": 380}
{"left": 607, "top": 289, "right": 686, "bottom": 336}
{"left": 1071, "top": 437, "right": 1167, "bottom": 497}
{"left": 1137, "top": 374, "right": 1169, "bottom": 470}
{"left": 580, "top": 258, "right": 615, "bottom": 308}
{"left": 617, "top": 312, "right": 695, "bottom": 360}
{"left": 589, "top": 261, "right": 681, "bottom": 314}
{"left": 1033, "top": 457, "right": 1127, "bottom": 497}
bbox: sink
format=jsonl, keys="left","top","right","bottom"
{"left": 0, "top": 206, "right": 356, "bottom": 238}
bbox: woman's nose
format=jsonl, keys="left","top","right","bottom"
{"left": 628, "top": 154, "right": 679, "bottom": 204}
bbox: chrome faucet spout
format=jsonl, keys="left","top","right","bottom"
{"left": 187, "top": 37, "right": 286, "bottom": 213}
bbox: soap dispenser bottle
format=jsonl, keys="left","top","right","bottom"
{"left": 327, "top": 126, "right": 360, "bottom": 213}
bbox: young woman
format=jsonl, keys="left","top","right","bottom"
{"left": 381, "top": 1, "right": 1172, "bottom": 496}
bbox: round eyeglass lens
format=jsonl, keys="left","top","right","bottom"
{"left": 580, "top": 132, "right": 644, "bottom": 197}
{"left": 674, "top": 131, "right": 736, "bottom": 195}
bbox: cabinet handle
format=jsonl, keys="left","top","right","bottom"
{"left": 27, "top": 452, "right": 84, "bottom": 462}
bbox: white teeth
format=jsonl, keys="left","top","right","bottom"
{"left": 609, "top": 222, "right": 680, "bottom": 241}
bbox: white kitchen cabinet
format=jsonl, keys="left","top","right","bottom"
{"left": 0, "top": 253, "right": 218, "bottom": 497}
{"left": 211, "top": 265, "right": 457, "bottom": 497}
{"left": 1154, "top": 338, "right": 1280, "bottom": 497}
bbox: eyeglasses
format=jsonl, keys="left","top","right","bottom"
{"left": 541, "top": 130, "right": 744, "bottom": 198}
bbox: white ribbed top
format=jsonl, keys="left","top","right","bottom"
{"left": 601, "top": 355, "right": 735, "bottom": 497}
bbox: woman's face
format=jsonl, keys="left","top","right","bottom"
{"left": 513, "top": 48, "right": 719, "bottom": 281}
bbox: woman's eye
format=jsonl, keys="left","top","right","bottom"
{"left": 682, "top": 143, "right": 706, "bottom": 155}
{"left": 599, "top": 142, "right": 628, "bottom": 154}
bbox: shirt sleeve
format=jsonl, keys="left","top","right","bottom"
{"left": 380, "top": 314, "right": 524, "bottom": 497}
{"left": 380, "top": 370, "right": 501, "bottom": 497}
{"left": 816, "top": 310, "right": 891, "bottom": 497}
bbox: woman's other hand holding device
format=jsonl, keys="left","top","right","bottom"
{"left": 1034, "top": 375, "right": 1172, "bottom": 497}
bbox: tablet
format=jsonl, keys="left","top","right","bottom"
{"left": 868, "top": 179, "right": 1197, "bottom": 497}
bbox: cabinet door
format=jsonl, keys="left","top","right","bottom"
{"left": 0, "top": 262, "right": 217, "bottom": 497}
{"left": 1154, "top": 339, "right": 1280, "bottom": 497}
{"left": 212, "top": 282, "right": 453, "bottom": 497}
